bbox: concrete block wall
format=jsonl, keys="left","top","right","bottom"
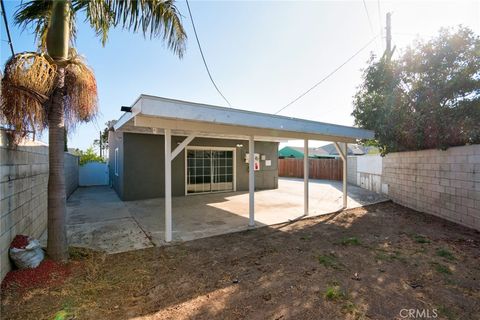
{"left": 347, "top": 155, "right": 384, "bottom": 194}
{"left": 347, "top": 156, "right": 357, "bottom": 185}
{"left": 0, "top": 130, "right": 49, "bottom": 280}
{"left": 64, "top": 152, "right": 79, "bottom": 197}
{"left": 382, "top": 144, "right": 480, "bottom": 231}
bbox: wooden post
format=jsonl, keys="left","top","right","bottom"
{"left": 304, "top": 139, "right": 309, "bottom": 216}
{"left": 249, "top": 136, "right": 255, "bottom": 226}
{"left": 165, "top": 129, "right": 172, "bottom": 242}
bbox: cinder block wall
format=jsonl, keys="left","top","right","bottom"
{"left": 347, "top": 156, "right": 357, "bottom": 185}
{"left": 0, "top": 130, "right": 49, "bottom": 280}
{"left": 64, "top": 153, "right": 79, "bottom": 197}
{"left": 0, "top": 130, "right": 79, "bottom": 280}
{"left": 382, "top": 145, "right": 480, "bottom": 230}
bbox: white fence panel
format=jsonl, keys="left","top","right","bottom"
{"left": 79, "top": 162, "right": 109, "bottom": 186}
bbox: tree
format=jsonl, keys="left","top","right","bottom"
{"left": 93, "top": 124, "right": 109, "bottom": 157}
{"left": 0, "top": 0, "right": 186, "bottom": 261}
{"left": 353, "top": 27, "right": 480, "bottom": 154}
{"left": 78, "top": 146, "right": 105, "bottom": 165}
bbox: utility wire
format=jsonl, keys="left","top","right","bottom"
{"left": 362, "top": 0, "right": 375, "bottom": 36}
{"left": 185, "top": 0, "right": 232, "bottom": 107}
{"left": 275, "top": 34, "right": 379, "bottom": 114}
{"left": 0, "top": 0, "right": 14, "bottom": 56}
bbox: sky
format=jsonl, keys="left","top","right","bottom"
{"left": 1, "top": 0, "right": 479, "bottom": 152}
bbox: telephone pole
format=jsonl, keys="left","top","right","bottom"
{"left": 386, "top": 12, "right": 392, "bottom": 58}
{"left": 99, "top": 131, "right": 102, "bottom": 158}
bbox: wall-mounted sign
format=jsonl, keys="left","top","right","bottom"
{"left": 245, "top": 153, "right": 260, "bottom": 171}
{"left": 265, "top": 160, "right": 272, "bottom": 167}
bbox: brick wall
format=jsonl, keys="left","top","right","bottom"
{"left": 382, "top": 145, "right": 480, "bottom": 230}
{"left": 0, "top": 130, "right": 79, "bottom": 280}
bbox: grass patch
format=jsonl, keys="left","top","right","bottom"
{"left": 374, "top": 249, "right": 406, "bottom": 263}
{"left": 300, "top": 234, "right": 312, "bottom": 241}
{"left": 432, "top": 262, "right": 452, "bottom": 275}
{"left": 325, "top": 285, "right": 346, "bottom": 300}
{"left": 413, "top": 235, "right": 430, "bottom": 244}
{"left": 437, "top": 305, "right": 456, "bottom": 320}
{"left": 317, "top": 253, "right": 342, "bottom": 269}
{"left": 340, "top": 237, "right": 361, "bottom": 246}
{"left": 436, "top": 248, "right": 455, "bottom": 261}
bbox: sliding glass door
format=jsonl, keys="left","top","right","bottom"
{"left": 186, "top": 148, "right": 235, "bottom": 194}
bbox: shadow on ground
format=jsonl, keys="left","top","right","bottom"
{"left": 2, "top": 202, "right": 480, "bottom": 320}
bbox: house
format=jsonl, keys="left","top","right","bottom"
{"left": 108, "top": 95, "right": 373, "bottom": 242}
{"left": 278, "top": 146, "right": 334, "bottom": 159}
{"left": 320, "top": 143, "right": 379, "bottom": 157}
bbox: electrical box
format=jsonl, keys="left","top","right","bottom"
{"left": 245, "top": 153, "right": 260, "bottom": 171}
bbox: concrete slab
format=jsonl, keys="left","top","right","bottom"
{"left": 124, "top": 178, "right": 388, "bottom": 245}
{"left": 66, "top": 187, "right": 154, "bottom": 253}
{"left": 66, "top": 179, "right": 387, "bottom": 251}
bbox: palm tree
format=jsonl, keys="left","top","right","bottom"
{"left": 0, "top": 0, "right": 186, "bottom": 261}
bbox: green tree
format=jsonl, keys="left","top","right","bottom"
{"left": 78, "top": 146, "right": 105, "bottom": 165}
{"left": 1, "top": 0, "right": 186, "bottom": 261}
{"left": 353, "top": 27, "right": 480, "bottom": 154}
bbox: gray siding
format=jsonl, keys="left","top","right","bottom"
{"left": 112, "top": 132, "right": 278, "bottom": 201}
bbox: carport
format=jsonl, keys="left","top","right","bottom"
{"left": 113, "top": 95, "right": 374, "bottom": 242}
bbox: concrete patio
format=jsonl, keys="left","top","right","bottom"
{"left": 66, "top": 178, "right": 387, "bottom": 253}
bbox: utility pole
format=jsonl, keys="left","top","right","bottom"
{"left": 386, "top": 12, "right": 392, "bottom": 58}
{"left": 99, "top": 131, "right": 102, "bottom": 158}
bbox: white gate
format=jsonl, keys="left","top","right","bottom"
{"left": 79, "top": 162, "right": 109, "bottom": 186}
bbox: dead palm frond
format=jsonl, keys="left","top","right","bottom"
{"left": 64, "top": 50, "right": 98, "bottom": 128}
{"left": 0, "top": 52, "right": 56, "bottom": 139}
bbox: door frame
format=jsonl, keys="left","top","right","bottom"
{"left": 184, "top": 146, "right": 237, "bottom": 196}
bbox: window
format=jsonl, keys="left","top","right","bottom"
{"left": 114, "top": 148, "right": 119, "bottom": 176}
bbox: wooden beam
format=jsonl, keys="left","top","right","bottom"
{"left": 171, "top": 134, "right": 195, "bottom": 160}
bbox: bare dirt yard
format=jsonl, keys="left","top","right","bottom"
{"left": 2, "top": 202, "right": 480, "bottom": 320}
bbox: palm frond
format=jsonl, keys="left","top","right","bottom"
{"left": 0, "top": 53, "right": 57, "bottom": 140}
{"left": 104, "top": 0, "right": 187, "bottom": 57}
{"left": 14, "top": 0, "right": 78, "bottom": 50}
{"left": 64, "top": 50, "right": 98, "bottom": 129}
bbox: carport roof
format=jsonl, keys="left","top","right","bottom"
{"left": 113, "top": 95, "right": 374, "bottom": 143}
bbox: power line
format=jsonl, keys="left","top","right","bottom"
{"left": 275, "top": 34, "right": 379, "bottom": 115}
{"left": 185, "top": 0, "right": 232, "bottom": 107}
{"left": 362, "top": 0, "right": 375, "bottom": 36}
{"left": 0, "top": 0, "right": 14, "bottom": 56}
{"left": 377, "top": 0, "right": 383, "bottom": 46}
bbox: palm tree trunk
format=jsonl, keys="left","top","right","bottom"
{"left": 47, "top": 67, "right": 68, "bottom": 262}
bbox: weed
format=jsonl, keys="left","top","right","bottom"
{"left": 375, "top": 249, "right": 406, "bottom": 263}
{"left": 300, "top": 234, "right": 312, "bottom": 241}
{"left": 437, "top": 305, "right": 456, "bottom": 320}
{"left": 340, "top": 237, "right": 361, "bottom": 246}
{"left": 432, "top": 262, "right": 452, "bottom": 275}
{"left": 413, "top": 235, "right": 430, "bottom": 244}
{"left": 325, "top": 285, "right": 346, "bottom": 300}
{"left": 317, "top": 253, "right": 342, "bottom": 269}
{"left": 436, "top": 248, "right": 455, "bottom": 261}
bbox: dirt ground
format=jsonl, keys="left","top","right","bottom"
{"left": 2, "top": 202, "right": 480, "bottom": 320}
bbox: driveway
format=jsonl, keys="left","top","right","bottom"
{"left": 66, "top": 178, "right": 387, "bottom": 252}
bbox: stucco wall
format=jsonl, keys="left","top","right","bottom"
{"left": 108, "top": 130, "right": 124, "bottom": 199}
{"left": 382, "top": 145, "right": 480, "bottom": 230}
{"left": 114, "top": 132, "right": 279, "bottom": 201}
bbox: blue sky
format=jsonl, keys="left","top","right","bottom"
{"left": 1, "top": 0, "right": 479, "bottom": 151}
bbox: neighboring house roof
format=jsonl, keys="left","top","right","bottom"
{"left": 279, "top": 146, "right": 332, "bottom": 158}
{"left": 114, "top": 95, "right": 374, "bottom": 143}
{"left": 319, "top": 143, "right": 379, "bottom": 156}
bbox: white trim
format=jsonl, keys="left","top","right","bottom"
{"left": 171, "top": 134, "right": 195, "bottom": 160}
{"left": 115, "top": 95, "right": 374, "bottom": 142}
{"left": 304, "top": 139, "right": 309, "bottom": 216}
{"left": 165, "top": 129, "right": 172, "bottom": 242}
{"left": 184, "top": 146, "right": 237, "bottom": 196}
{"left": 248, "top": 136, "right": 255, "bottom": 227}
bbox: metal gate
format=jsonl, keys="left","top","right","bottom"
{"left": 79, "top": 162, "right": 109, "bottom": 186}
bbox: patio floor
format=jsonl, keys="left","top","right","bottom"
{"left": 66, "top": 178, "right": 387, "bottom": 253}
